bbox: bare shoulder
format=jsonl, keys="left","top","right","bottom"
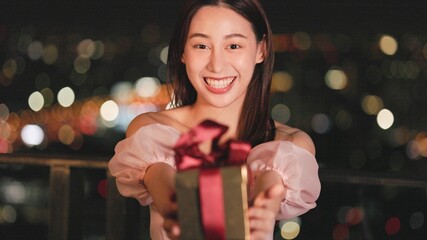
{"left": 126, "top": 107, "right": 190, "bottom": 137}
{"left": 126, "top": 112, "right": 161, "bottom": 137}
{"left": 274, "top": 122, "right": 316, "bottom": 156}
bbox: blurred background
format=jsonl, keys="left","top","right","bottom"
{"left": 1, "top": 0, "right": 427, "bottom": 239}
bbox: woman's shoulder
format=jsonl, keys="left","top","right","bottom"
{"left": 125, "top": 112, "right": 158, "bottom": 137}
{"left": 126, "top": 108, "right": 190, "bottom": 137}
{"left": 274, "top": 122, "right": 316, "bottom": 155}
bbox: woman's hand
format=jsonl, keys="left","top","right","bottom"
{"left": 249, "top": 184, "right": 284, "bottom": 239}
{"left": 162, "top": 193, "right": 180, "bottom": 240}
{"left": 248, "top": 168, "right": 286, "bottom": 240}
{"left": 143, "top": 162, "right": 180, "bottom": 239}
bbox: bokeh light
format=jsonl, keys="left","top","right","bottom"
{"left": 0, "top": 137, "right": 11, "bottom": 153}
{"left": 279, "top": 219, "right": 301, "bottom": 239}
{"left": 337, "top": 206, "right": 351, "bottom": 224}
{"left": 74, "top": 56, "right": 91, "bottom": 74}
{"left": 58, "top": 124, "right": 75, "bottom": 145}
{"left": 160, "top": 46, "right": 169, "bottom": 64}
{"left": 7, "top": 112, "right": 20, "bottom": 131}
{"left": 91, "top": 40, "right": 105, "bottom": 60}
{"left": 409, "top": 211, "right": 424, "bottom": 230}
{"left": 332, "top": 224, "right": 349, "bottom": 240}
{"left": 337, "top": 206, "right": 365, "bottom": 226}
{"left": 271, "top": 104, "right": 291, "bottom": 124}
{"left": 292, "top": 31, "right": 311, "bottom": 51}
{"left": 271, "top": 71, "right": 293, "bottom": 93}
{"left": 407, "top": 140, "right": 420, "bottom": 160}
{"left": 97, "top": 179, "right": 107, "bottom": 198}
{"left": 0, "top": 103, "right": 9, "bottom": 121}
{"left": 78, "top": 99, "right": 99, "bottom": 135}
{"left": 345, "top": 207, "right": 364, "bottom": 225}
{"left": 2, "top": 58, "right": 17, "bottom": 79}
{"left": 27, "top": 41, "right": 43, "bottom": 60}
{"left": 57, "top": 87, "right": 75, "bottom": 107}
{"left": 21, "top": 124, "right": 44, "bottom": 147}
{"left": 311, "top": 113, "right": 331, "bottom": 134}
{"left": 110, "top": 81, "right": 134, "bottom": 103}
{"left": 1, "top": 205, "right": 18, "bottom": 223}
{"left": 385, "top": 60, "right": 420, "bottom": 79}
{"left": 377, "top": 109, "right": 394, "bottom": 130}
{"left": 28, "top": 91, "right": 44, "bottom": 112}
{"left": 325, "top": 68, "right": 347, "bottom": 90}
{"left": 361, "top": 95, "right": 383, "bottom": 115}
{"left": 415, "top": 132, "right": 427, "bottom": 157}
{"left": 379, "top": 34, "right": 398, "bottom": 55}
{"left": 1, "top": 180, "right": 26, "bottom": 204}
{"left": 385, "top": 217, "right": 400, "bottom": 235}
{"left": 389, "top": 126, "right": 410, "bottom": 147}
{"left": 42, "top": 44, "right": 58, "bottom": 65}
{"left": 406, "top": 132, "right": 427, "bottom": 159}
{"left": 0, "top": 120, "right": 12, "bottom": 140}
{"left": 100, "top": 100, "right": 119, "bottom": 122}
{"left": 40, "top": 88, "right": 54, "bottom": 107}
{"left": 135, "top": 77, "right": 161, "bottom": 98}
{"left": 77, "top": 39, "right": 95, "bottom": 58}
{"left": 148, "top": 44, "right": 167, "bottom": 66}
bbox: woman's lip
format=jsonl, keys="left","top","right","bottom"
{"left": 203, "top": 77, "right": 236, "bottom": 94}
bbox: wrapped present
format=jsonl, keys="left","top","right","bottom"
{"left": 174, "top": 120, "right": 252, "bottom": 240}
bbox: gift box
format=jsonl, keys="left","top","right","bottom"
{"left": 174, "top": 120, "right": 252, "bottom": 240}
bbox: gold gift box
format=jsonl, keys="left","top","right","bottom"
{"left": 176, "top": 165, "right": 250, "bottom": 240}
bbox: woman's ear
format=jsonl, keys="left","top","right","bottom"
{"left": 181, "top": 54, "right": 186, "bottom": 64}
{"left": 255, "top": 37, "right": 266, "bottom": 64}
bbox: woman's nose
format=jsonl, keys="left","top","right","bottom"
{"left": 206, "top": 49, "right": 225, "bottom": 73}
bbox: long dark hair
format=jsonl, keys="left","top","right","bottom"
{"left": 167, "top": 0, "right": 274, "bottom": 146}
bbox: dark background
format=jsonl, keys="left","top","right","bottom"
{"left": 1, "top": 1, "right": 427, "bottom": 239}
{"left": 1, "top": 0, "right": 426, "bottom": 171}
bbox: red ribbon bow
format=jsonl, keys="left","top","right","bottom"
{"left": 174, "top": 120, "right": 252, "bottom": 240}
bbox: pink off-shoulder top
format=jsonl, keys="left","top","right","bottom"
{"left": 108, "top": 123, "right": 321, "bottom": 239}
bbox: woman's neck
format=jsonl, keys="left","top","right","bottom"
{"left": 182, "top": 102, "right": 242, "bottom": 141}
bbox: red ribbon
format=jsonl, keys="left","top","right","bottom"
{"left": 174, "top": 120, "right": 251, "bottom": 240}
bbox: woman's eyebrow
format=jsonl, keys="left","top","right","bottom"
{"left": 188, "top": 33, "right": 209, "bottom": 39}
{"left": 187, "top": 32, "right": 248, "bottom": 39}
{"left": 225, "top": 33, "right": 248, "bottom": 39}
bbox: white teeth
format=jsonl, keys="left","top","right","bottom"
{"left": 205, "top": 77, "right": 234, "bottom": 89}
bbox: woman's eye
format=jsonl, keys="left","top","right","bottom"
{"left": 229, "top": 44, "right": 240, "bottom": 49}
{"left": 195, "top": 44, "right": 208, "bottom": 49}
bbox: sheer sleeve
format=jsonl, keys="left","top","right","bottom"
{"left": 247, "top": 141, "right": 321, "bottom": 220}
{"left": 108, "top": 124, "right": 180, "bottom": 206}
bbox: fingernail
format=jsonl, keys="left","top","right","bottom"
{"left": 172, "top": 226, "right": 180, "bottom": 236}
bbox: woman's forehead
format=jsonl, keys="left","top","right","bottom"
{"left": 188, "top": 6, "right": 255, "bottom": 38}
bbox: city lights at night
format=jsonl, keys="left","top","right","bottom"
{"left": 1, "top": 0, "right": 427, "bottom": 239}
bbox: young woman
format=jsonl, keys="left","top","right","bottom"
{"left": 109, "top": 0, "right": 321, "bottom": 239}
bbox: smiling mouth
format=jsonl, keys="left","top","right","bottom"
{"left": 204, "top": 77, "right": 235, "bottom": 89}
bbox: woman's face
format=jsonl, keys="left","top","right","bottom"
{"left": 182, "top": 5, "right": 265, "bottom": 109}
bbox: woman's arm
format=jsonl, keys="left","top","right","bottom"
{"left": 143, "top": 162, "right": 176, "bottom": 216}
{"left": 144, "top": 162, "right": 180, "bottom": 239}
{"left": 248, "top": 124, "right": 320, "bottom": 239}
{"left": 249, "top": 171, "right": 285, "bottom": 239}
{"left": 109, "top": 112, "right": 181, "bottom": 239}
{"left": 126, "top": 113, "right": 181, "bottom": 238}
